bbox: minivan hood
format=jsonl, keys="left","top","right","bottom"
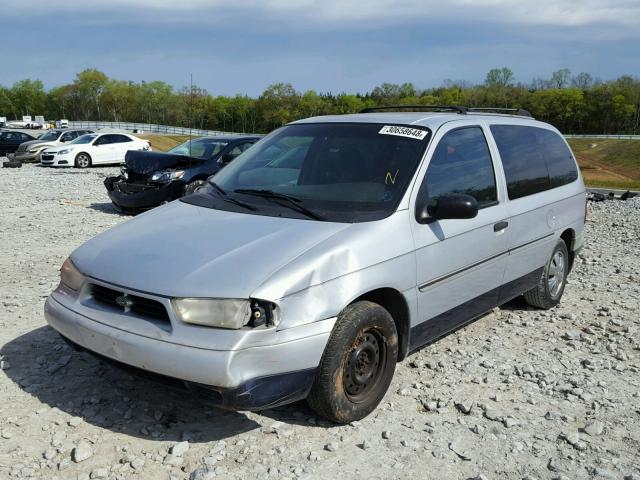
{"left": 71, "top": 201, "right": 349, "bottom": 299}
{"left": 125, "top": 150, "right": 205, "bottom": 175}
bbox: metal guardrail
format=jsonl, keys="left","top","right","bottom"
{"left": 67, "top": 121, "right": 252, "bottom": 137}
{"left": 564, "top": 134, "right": 640, "bottom": 140}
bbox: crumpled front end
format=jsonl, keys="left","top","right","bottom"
{"left": 105, "top": 175, "right": 184, "bottom": 214}
{"left": 104, "top": 149, "right": 205, "bottom": 213}
{"left": 13, "top": 150, "right": 40, "bottom": 162}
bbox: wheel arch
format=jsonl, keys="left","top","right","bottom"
{"left": 560, "top": 228, "right": 576, "bottom": 272}
{"left": 75, "top": 151, "right": 92, "bottom": 164}
{"left": 352, "top": 287, "right": 411, "bottom": 361}
{"left": 187, "top": 174, "right": 209, "bottom": 183}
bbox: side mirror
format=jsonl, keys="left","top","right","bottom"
{"left": 416, "top": 194, "right": 478, "bottom": 224}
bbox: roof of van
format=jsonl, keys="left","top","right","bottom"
{"left": 291, "top": 112, "right": 553, "bottom": 131}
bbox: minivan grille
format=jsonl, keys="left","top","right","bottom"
{"left": 90, "top": 284, "right": 170, "bottom": 323}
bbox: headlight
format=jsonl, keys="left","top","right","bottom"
{"left": 58, "top": 149, "right": 72, "bottom": 155}
{"left": 151, "top": 170, "right": 185, "bottom": 183}
{"left": 60, "top": 258, "right": 84, "bottom": 291}
{"left": 29, "top": 146, "right": 43, "bottom": 153}
{"left": 172, "top": 298, "right": 251, "bottom": 329}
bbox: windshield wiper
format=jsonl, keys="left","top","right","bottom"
{"left": 234, "top": 189, "right": 325, "bottom": 221}
{"left": 206, "top": 180, "right": 257, "bottom": 211}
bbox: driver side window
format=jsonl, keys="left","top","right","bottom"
{"left": 418, "top": 127, "right": 498, "bottom": 208}
{"left": 95, "top": 135, "right": 111, "bottom": 145}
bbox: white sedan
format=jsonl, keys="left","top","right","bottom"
{"left": 40, "top": 133, "right": 150, "bottom": 168}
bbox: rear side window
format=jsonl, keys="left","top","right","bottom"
{"left": 490, "top": 125, "right": 578, "bottom": 199}
{"left": 537, "top": 129, "right": 579, "bottom": 188}
{"left": 419, "top": 126, "right": 497, "bottom": 207}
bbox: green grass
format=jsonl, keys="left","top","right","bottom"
{"left": 138, "top": 135, "right": 191, "bottom": 152}
{"left": 579, "top": 179, "right": 640, "bottom": 190}
{"left": 566, "top": 138, "right": 640, "bottom": 190}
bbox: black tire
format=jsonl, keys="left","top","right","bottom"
{"left": 3, "top": 160, "right": 22, "bottom": 168}
{"left": 74, "top": 152, "right": 92, "bottom": 169}
{"left": 523, "top": 239, "right": 569, "bottom": 309}
{"left": 184, "top": 180, "right": 206, "bottom": 196}
{"left": 307, "top": 301, "right": 398, "bottom": 423}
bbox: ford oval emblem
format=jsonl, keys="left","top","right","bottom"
{"left": 116, "top": 295, "right": 133, "bottom": 308}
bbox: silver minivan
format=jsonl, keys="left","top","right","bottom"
{"left": 45, "top": 106, "right": 586, "bottom": 423}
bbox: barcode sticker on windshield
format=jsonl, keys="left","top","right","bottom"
{"left": 378, "top": 125, "right": 428, "bottom": 140}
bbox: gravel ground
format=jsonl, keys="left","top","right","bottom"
{"left": 1, "top": 163, "right": 639, "bottom": 480}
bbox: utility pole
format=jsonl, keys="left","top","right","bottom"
{"left": 189, "top": 73, "right": 193, "bottom": 157}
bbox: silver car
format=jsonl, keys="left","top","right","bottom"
{"left": 45, "top": 106, "right": 586, "bottom": 423}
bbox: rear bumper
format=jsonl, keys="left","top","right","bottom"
{"left": 105, "top": 177, "right": 183, "bottom": 213}
{"left": 44, "top": 295, "right": 330, "bottom": 410}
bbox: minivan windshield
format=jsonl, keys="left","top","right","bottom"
{"left": 169, "top": 138, "right": 228, "bottom": 159}
{"left": 184, "top": 123, "right": 431, "bottom": 222}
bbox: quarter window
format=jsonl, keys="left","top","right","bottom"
{"left": 113, "top": 134, "right": 132, "bottom": 143}
{"left": 490, "top": 125, "right": 578, "bottom": 199}
{"left": 537, "top": 129, "right": 579, "bottom": 188}
{"left": 419, "top": 127, "right": 498, "bottom": 208}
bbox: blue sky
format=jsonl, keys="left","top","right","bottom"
{"left": 1, "top": 0, "right": 639, "bottom": 96}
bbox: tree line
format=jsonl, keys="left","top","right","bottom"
{"left": 1, "top": 67, "right": 639, "bottom": 134}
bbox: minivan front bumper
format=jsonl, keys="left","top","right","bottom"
{"left": 44, "top": 294, "right": 333, "bottom": 410}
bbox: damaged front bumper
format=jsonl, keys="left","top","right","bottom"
{"left": 44, "top": 292, "right": 333, "bottom": 410}
{"left": 13, "top": 151, "right": 40, "bottom": 163}
{"left": 105, "top": 176, "right": 184, "bottom": 213}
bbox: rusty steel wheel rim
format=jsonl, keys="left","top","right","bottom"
{"left": 343, "top": 329, "right": 386, "bottom": 403}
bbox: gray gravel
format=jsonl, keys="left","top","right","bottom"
{"left": 1, "top": 163, "right": 639, "bottom": 480}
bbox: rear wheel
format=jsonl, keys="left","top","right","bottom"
{"left": 74, "top": 153, "right": 92, "bottom": 169}
{"left": 523, "top": 239, "right": 569, "bottom": 309}
{"left": 307, "top": 301, "right": 398, "bottom": 423}
{"left": 184, "top": 180, "right": 206, "bottom": 196}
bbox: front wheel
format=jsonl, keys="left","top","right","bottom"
{"left": 184, "top": 180, "right": 206, "bottom": 196}
{"left": 74, "top": 153, "right": 92, "bottom": 169}
{"left": 523, "top": 239, "right": 569, "bottom": 309}
{"left": 307, "top": 301, "right": 398, "bottom": 423}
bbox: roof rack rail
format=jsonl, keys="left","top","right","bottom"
{"left": 467, "top": 107, "right": 533, "bottom": 118}
{"left": 360, "top": 105, "right": 468, "bottom": 114}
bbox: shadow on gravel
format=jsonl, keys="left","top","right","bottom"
{"left": 87, "top": 202, "right": 126, "bottom": 215}
{"left": 498, "top": 296, "right": 535, "bottom": 311}
{"left": 0, "top": 326, "right": 309, "bottom": 443}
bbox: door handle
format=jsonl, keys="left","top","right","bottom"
{"left": 494, "top": 221, "right": 509, "bottom": 232}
